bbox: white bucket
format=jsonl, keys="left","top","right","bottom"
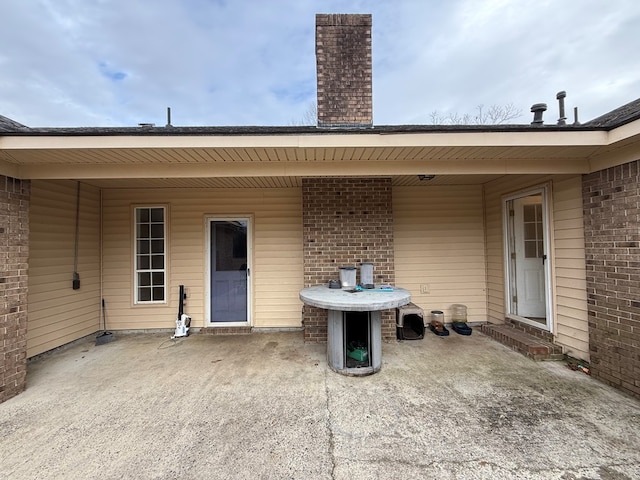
{"left": 360, "top": 263, "right": 374, "bottom": 288}
{"left": 339, "top": 267, "right": 357, "bottom": 288}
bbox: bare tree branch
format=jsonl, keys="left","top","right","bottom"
{"left": 292, "top": 101, "right": 522, "bottom": 126}
{"left": 290, "top": 102, "right": 317, "bottom": 126}
{"left": 429, "top": 103, "right": 522, "bottom": 125}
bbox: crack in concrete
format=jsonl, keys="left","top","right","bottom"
{"left": 324, "top": 368, "right": 337, "bottom": 479}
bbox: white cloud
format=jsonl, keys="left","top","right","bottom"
{"left": 0, "top": 0, "right": 638, "bottom": 127}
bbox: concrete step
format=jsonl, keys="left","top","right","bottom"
{"left": 481, "top": 323, "right": 564, "bottom": 361}
{"left": 200, "top": 327, "right": 252, "bottom": 335}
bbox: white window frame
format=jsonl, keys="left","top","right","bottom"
{"left": 133, "top": 205, "right": 168, "bottom": 304}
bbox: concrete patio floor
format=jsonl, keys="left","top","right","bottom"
{"left": 1, "top": 330, "right": 639, "bottom": 480}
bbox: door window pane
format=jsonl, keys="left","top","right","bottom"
{"left": 523, "top": 204, "right": 543, "bottom": 258}
{"left": 210, "top": 220, "right": 248, "bottom": 323}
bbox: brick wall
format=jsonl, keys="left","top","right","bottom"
{"left": 302, "top": 178, "right": 395, "bottom": 343}
{"left": 583, "top": 160, "right": 640, "bottom": 399}
{"left": 315, "top": 14, "right": 372, "bottom": 127}
{"left": 0, "top": 175, "right": 30, "bottom": 403}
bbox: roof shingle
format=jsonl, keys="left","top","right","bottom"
{"left": 0, "top": 114, "right": 29, "bottom": 132}
{"left": 584, "top": 97, "right": 640, "bottom": 128}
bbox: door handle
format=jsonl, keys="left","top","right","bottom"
{"left": 247, "top": 267, "right": 250, "bottom": 277}
{"left": 542, "top": 255, "right": 547, "bottom": 265}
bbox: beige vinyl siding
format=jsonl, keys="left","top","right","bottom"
{"left": 551, "top": 176, "right": 589, "bottom": 360}
{"left": 393, "top": 186, "right": 487, "bottom": 322}
{"left": 483, "top": 180, "right": 506, "bottom": 323}
{"left": 102, "top": 188, "right": 302, "bottom": 330}
{"left": 483, "top": 174, "right": 589, "bottom": 360}
{"left": 28, "top": 180, "right": 101, "bottom": 357}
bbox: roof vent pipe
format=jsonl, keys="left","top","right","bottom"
{"left": 530, "top": 103, "right": 547, "bottom": 126}
{"left": 166, "top": 107, "right": 173, "bottom": 127}
{"left": 556, "top": 91, "right": 567, "bottom": 126}
{"left": 573, "top": 106, "right": 580, "bottom": 126}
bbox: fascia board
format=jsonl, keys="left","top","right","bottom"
{"left": 0, "top": 130, "right": 609, "bottom": 151}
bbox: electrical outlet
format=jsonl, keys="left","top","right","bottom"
{"left": 420, "top": 284, "right": 430, "bottom": 294}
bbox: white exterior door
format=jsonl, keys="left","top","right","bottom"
{"left": 504, "top": 187, "right": 552, "bottom": 330}
{"left": 513, "top": 196, "right": 546, "bottom": 318}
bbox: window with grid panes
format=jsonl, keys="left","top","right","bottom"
{"left": 134, "top": 207, "right": 166, "bottom": 303}
{"left": 523, "top": 203, "right": 544, "bottom": 259}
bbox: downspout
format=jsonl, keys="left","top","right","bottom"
{"left": 99, "top": 188, "right": 104, "bottom": 332}
{"left": 72, "top": 181, "right": 81, "bottom": 289}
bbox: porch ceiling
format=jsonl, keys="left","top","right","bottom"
{"left": 72, "top": 174, "right": 509, "bottom": 189}
{"left": 1, "top": 125, "right": 639, "bottom": 182}
{"left": 0, "top": 143, "right": 603, "bottom": 181}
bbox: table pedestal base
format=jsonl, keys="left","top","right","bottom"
{"left": 327, "top": 309, "right": 382, "bottom": 376}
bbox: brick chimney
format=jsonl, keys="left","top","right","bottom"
{"left": 315, "top": 14, "right": 372, "bottom": 127}
{"left": 304, "top": 15, "right": 395, "bottom": 345}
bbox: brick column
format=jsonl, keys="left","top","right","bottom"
{"left": 583, "top": 160, "right": 640, "bottom": 400}
{"left": 302, "top": 178, "right": 395, "bottom": 343}
{"left": 0, "top": 176, "right": 30, "bottom": 403}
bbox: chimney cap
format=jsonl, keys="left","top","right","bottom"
{"left": 315, "top": 13, "right": 372, "bottom": 26}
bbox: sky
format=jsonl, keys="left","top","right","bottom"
{"left": 1, "top": 0, "right": 639, "bottom": 128}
